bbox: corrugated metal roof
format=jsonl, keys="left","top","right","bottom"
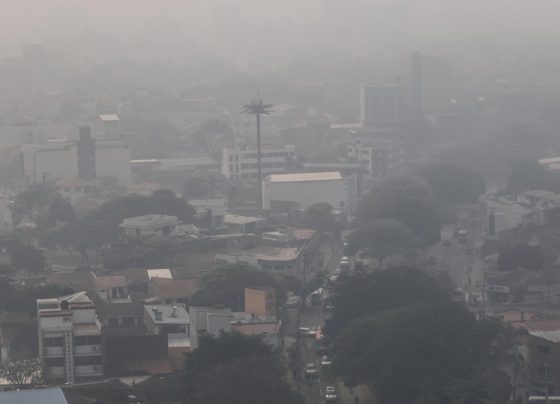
{"left": 0, "top": 388, "right": 68, "bottom": 404}
{"left": 268, "top": 171, "right": 342, "bottom": 183}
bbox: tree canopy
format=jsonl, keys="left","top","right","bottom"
{"left": 346, "top": 219, "right": 416, "bottom": 269}
{"left": 418, "top": 163, "right": 486, "bottom": 205}
{"left": 358, "top": 175, "right": 441, "bottom": 247}
{"left": 48, "top": 190, "right": 194, "bottom": 250}
{"left": 181, "top": 332, "right": 301, "bottom": 404}
{"left": 191, "top": 263, "right": 285, "bottom": 311}
{"left": 324, "top": 267, "right": 446, "bottom": 338}
{"left": 498, "top": 242, "right": 544, "bottom": 271}
{"left": 332, "top": 301, "right": 509, "bottom": 404}
{"left": 0, "top": 236, "right": 45, "bottom": 273}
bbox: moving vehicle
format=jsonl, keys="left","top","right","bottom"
{"left": 310, "top": 288, "right": 323, "bottom": 307}
{"left": 324, "top": 386, "right": 338, "bottom": 402}
{"left": 458, "top": 229, "right": 468, "bottom": 244}
{"left": 321, "top": 355, "right": 332, "bottom": 367}
{"left": 305, "top": 363, "right": 319, "bottom": 380}
{"left": 339, "top": 257, "right": 350, "bottom": 271}
{"left": 299, "top": 327, "right": 316, "bottom": 338}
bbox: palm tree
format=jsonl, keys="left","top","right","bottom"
{"left": 242, "top": 98, "right": 273, "bottom": 212}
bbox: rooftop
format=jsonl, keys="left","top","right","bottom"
{"left": 145, "top": 304, "right": 190, "bottom": 324}
{"left": 530, "top": 329, "right": 560, "bottom": 343}
{"left": 224, "top": 213, "right": 266, "bottom": 225}
{"left": 0, "top": 388, "right": 68, "bottom": 404}
{"left": 92, "top": 274, "right": 127, "bottom": 289}
{"left": 147, "top": 268, "right": 173, "bottom": 280}
{"left": 232, "top": 322, "right": 280, "bottom": 336}
{"left": 150, "top": 278, "right": 198, "bottom": 300}
{"left": 121, "top": 214, "right": 178, "bottom": 228}
{"left": 99, "top": 114, "right": 119, "bottom": 122}
{"left": 267, "top": 171, "right": 342, "bottom": 183}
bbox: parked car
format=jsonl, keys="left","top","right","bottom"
{"left": 321, "top": 355, "right": 332, "bottom": 367}
{"left": 325, "top": 386, "right": 338, "bottom": 402}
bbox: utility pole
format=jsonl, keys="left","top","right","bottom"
{"left": 242, "top": 97, "right": 272, "bottom": 213}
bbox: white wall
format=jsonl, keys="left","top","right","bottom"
{"left": 72, "top": 308, "right": 96, "bottom": 324}
{"left": 23, "top": 143, "right": 78, "bottom": 183}
{"left": 262, "top": 179, "right": 349, "bottom": 212}
{"left": 95, "top": 141, "right": 131, "bottom": 185}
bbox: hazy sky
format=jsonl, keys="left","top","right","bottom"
{"left": 1, "top": 0, "right": 559, "bottom": 56}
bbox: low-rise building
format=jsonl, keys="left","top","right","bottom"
{"left": 262, "top": 171, "right": 358, "bottom": 216}
{"left": 144, "top": 305, "right": 190, "bottom": 352}
{"left": 120, "top": 215, "right": 179, "bottom": 238}
{"left": 148, "top": 278, "right": 198, "bottom": 305}
{"left": 189, "top": 306, "right": 233, "bottom": 349}
{"left": 215, "top": 246, "right": 303, "bottom": 272}
{"left": 37, "top": 292, "right": 103, "bottom": 384}
{"left": 189, "top": 198, "right": 227, "bottom": 230}
{"left": 244, "top": 287, "right": 276, "bottom": 318}
{"left": 224, "top": 213, "right": 266, "bottom": 234}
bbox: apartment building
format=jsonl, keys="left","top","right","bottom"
{"left": 37, "top": 292, "right": 102, "bottom": 384}
{"left": 222, "top": 138, "right": 295, "bottom": 181}
{"left": 346, "top": 140, "right": 403, "bottom": 179}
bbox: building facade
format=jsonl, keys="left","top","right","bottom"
{"left": 120, "top": 215, "right": 179, "bottom": 238}
{"left": 360, "top": 84, "right": 404, "bottom": 127}
{"left": 222, "top": 138, "right": 295, "bottom": 181}
{"left": 22, "top": 127, "right": 131, "bottom": 185}
{"left": 37, "top": 292, "right": 103, "bottom": 384}
{"left": 262, "top": 171, "right": 358, "bottom": 216}
{"left": 346, "top": 140, "right": 403, "bottom": 179}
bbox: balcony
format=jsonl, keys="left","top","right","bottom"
{"left": 45, "top": 366, "right": 65, "bottom": 378}
{"left": 75, "top": 365, "right": 102, "bottom": 377}
{"left": 44, "top": 346, "right": 64, "bottom": 357}
{"left": 74, "top": 345, "right": 101, "bottom": 355}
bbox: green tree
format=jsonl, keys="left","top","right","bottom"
{"left": 359, "top": 175, "right": 441, "bottom": 247}
{"left": 304, "top": 202, "right": 337, "bottom": 233}
{"left": 498, "top": 242, "right": 544, "bottom": 271}
{"left": 324, "top": 267, "right": 446, "bottom": 338}
{"left": 418, "top": 163, "right": 486, "bottom": 205}
{"left": 506, "top": 158, "right": 546, "bottom": 194}
{"left": 10, "top": 183, "right": 60, "bottom": 226}
{"left": 0, "top": 236, "right": 45, "bottom": 273}
{"left": 346, "top": 219, "right": 416, "bottom": 269}
{"left": 47, "top": 197, "right": 76, "bottom": 225}
{"left": 0, "top": 359, "right": 42, "bottom": 386}
{"left": 191, "top": 263, "right": 284, "bottom": 311}
{"left": 181, "top": 333, "right": 301, "bottom": 404}
{"left": 332, "top": 301, "right": 507, "bottom": 404}
{"left": 100, "top": 238, "right": 175, "bottom": 271}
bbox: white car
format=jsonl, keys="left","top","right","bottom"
{"left": 321, "top": 355, "right": 332, "bottom": 367}
{"left": 325, "top": 386, "right": 338, "bottom": 402}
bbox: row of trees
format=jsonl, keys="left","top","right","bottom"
{"left": 326, "top": 268, "right": 511, "bottom": 404}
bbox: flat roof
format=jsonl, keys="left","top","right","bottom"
{"left": 0, "top": 388, "right": 68, "bottom": 404}
{"left": 99, "top": 114, "right": 119, "bottom": 122}
{"left": 225, "top": 213, "right": 266, "bottom": 225}
{"left": 530, "top": 329, "right": 560, "bottom": 343}
{"left": 147, "top": 268, "right": 173, "bottom": 280}
{"left": 145, "top": 305, "right": 189, "bottom": 324}
{"left": 267, "top": 172, "right": 342, "bottom": 183}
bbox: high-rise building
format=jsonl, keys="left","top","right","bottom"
{"left": 77, "top": 126, "right": 96, "bottom": 180}
{"left": 360, "top": 84, "right": 404, "bottom": 128}
{"left": 410, "top": 52, "right": 454, "bottom": 114}
{"left": 222, "top": 138, "right": 295, "bottom": 181}
{"left": 37, "top": 292, "right": 103, "bottom": 384}
{"left": 347, "top": 140, "right": 403, "bottom": 179}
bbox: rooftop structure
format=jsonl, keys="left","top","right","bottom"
{"left": 147, "top": 268, "right": 173, "bottom": 280}
{"left": 120, "top": 215, "right": 179, "bottom": 238}
{"left": 267, "top": 171, "right": 342, "bottom": 183}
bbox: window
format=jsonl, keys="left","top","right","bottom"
{"left": 75, "top": 356, "right": 102, "bottom": 366}
{"left": 44, "top": 337, "right": 64, "bottom": 347}
{"left": 45, "top": 357, "right": 65, "bottom": 367}
{"left": 123, "top": 317, "right": 135, "bottom": 326}
{"left": 108, "top": 318, "right": 119, "bottom": 326}
{"left": 74, "top": 335, "right": 101, "bottom": 345}
{"left": 538, "top": 344, "right": 551, "bottom": 354}
{"left": 62, "top": 316, "right": 72, "bottom": 323}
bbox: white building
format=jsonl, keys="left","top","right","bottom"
{"left": 222, "top": 138, "right": 295, "bottom": 181}
{"left": 144, "top": 305, "right": 190, "bottom": 350}
{"left": 347, "top": 140, "right": 403, "bottom": 179}
{"left": 360, "top": 84, "right": 403, "bottom": 127}
{"left": 189, "top": 198, "right": 228, "bottom": 230}
{"left": 120, "top": 215, "right": 179, "bottom": 238}
{"left": 189, "top": 306, "right": 233, "bottom": 349}
{"left": 37, "top": 292, "right": 102, "bottom": 384}
{"left": 22, "top": 138, "right": 131, "bottom": 185}
{"left": 262, "top": 171, "right": 358, "bottom": 216}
